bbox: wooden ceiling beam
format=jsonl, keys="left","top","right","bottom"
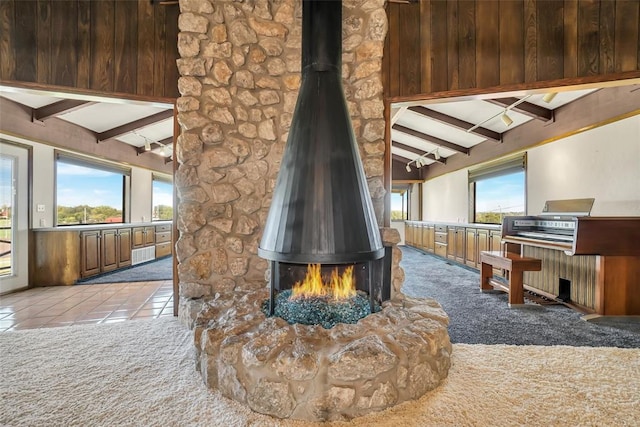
{"left": 32, "top": 99, "right": 93, "bottom": 122}
{"left": 487, "top": 97, "right": 553, "bottom": 121}
{"left": 392, "top": 124, "right": 470, "bottom": 154}
{"left": 96, "top": 110, "right": 173, "bottom": 142}
{"left": 408, "top": 105, "right": 501, "bottom": 142}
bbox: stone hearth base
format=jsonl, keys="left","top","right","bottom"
{"left": 193, "top": 286, "right": 452, "bottom": 422}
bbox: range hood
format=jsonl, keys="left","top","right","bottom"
{"left": 258, "top": 0, "right": 383, "bottom": 264}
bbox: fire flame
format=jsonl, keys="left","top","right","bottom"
{"left": 290, "top": 264, "right": 356, "bottom": 301}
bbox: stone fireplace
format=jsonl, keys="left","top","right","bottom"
{"left": 175, "top": 0, "right": 451, "bottom": 421}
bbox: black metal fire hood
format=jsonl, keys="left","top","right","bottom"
{"left": 258, "top": 0, "right": 384, "bottom": 264}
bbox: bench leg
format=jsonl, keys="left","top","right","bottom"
{"left": 508, "top": 269, "right": 525, "bottom": 306}
{"left": 480, "top": 262, "right": 493, "bottom": 292}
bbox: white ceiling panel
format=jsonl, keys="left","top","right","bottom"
{"left": 57, "top": 103, "right": 169, "bottom": 133}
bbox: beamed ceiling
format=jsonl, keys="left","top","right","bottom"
{"left": 0, "top": 85, "right": 175, "bottom": 164}
{"left": 390, "top": 80, "right": 640, "bottom": 191}
{"left": 1, "top": 80, "right": 639, "bottom": 181}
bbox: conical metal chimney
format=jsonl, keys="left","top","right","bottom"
{"left": 258, "top": 0, "right": 384, "bottom": 264}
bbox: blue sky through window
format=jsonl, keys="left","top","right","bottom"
{"left": 56, "top": 163, "right": 123, "bottom": 208}
{"left": 476, "top": 171, "right": 525, "bottom": 214}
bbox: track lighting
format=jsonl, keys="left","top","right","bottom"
{"left": 542, "top": 92, "right": 557, "bottom": 103}
{"left": 144, "top": 139, "right": 151, "bottom": 151}
{"left": 501, "top": 112, "right": 513, "bottom": 127}
{"left": 405, "top": 164, "right": 411, "bottom": 172}
{"left": 434, "top": 148, "right": 440, "bottom": 160}
{"left": 161, "top": 144, "right": 170, "bottom": 157}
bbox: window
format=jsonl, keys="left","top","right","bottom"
{"left": 469, "top": 154, "right": 526, "bottom": 224}
{"left": 55, "top": 153, "right": 130, "bottom": 226}
{"left": 152, "top": 174, "right": 173, "bottom": 221}
{"left": 391, "top": 190, "right": 409, "bottom": 221}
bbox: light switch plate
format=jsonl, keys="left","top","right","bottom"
{"left": 37, "top": 204, "right": 45, "bottom": 212}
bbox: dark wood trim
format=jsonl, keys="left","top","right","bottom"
{"left": 0, "top": 80, "right": 176, "bottom": 105}
{"left": 32, "top": 99, "right": 93, "bottom": 122}
{"left": 392, "top": 124, "right": 470, "bottom": 154}
{"left": 97, "top": 110, "right": 174, "bottom": 142}
{"left": 387, "top": 71, "right": 640, "bottom": 104}
{"left": 486, "top": 97, "right": 553, "bottom": 121}
{"left": 408, "top": 105, "right": 500, "bottom": 143}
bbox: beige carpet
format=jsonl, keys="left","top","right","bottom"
{"left": 0, "top": 317, "right": 638, "bottom": 427}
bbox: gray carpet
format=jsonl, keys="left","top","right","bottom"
{"left": 400, "top": 245, "right": 640, "bottom": 348}
{"left": 76, "top": 256, "right": 173, "bottom": 284}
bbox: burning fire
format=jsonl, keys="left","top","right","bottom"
{"left": 290, "top": 264, "right": 356, "bottom": 301}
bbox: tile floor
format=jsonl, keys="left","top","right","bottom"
{"left": 0, "top": 280, "right": 174, "bottom": 331}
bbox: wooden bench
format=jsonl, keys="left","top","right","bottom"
{"left": 480, "top": 251, "right": 542, "bottom": 306}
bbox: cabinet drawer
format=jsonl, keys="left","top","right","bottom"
{"left": 155, "top": 231, "right": 172, "bottom": 243}
{"left": 434, "top": 232, "right": 448, "bottom": 244}
{"left": 435, "top": 225, "right": 447, "bottom": 233}
{"left": 155, "top": 241, "right": 172, "bottom": 258}
{"left": 434, "top": 242, "right": 447, "bottom": 257}
{"left": 155, "top": 224, "right": 172, "bottom": 232}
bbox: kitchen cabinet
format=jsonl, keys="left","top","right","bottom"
{"left": 155, "top": 224, "right": 173, "bottom": 258}
{"left": 80, "top": 230, "right": 101, "bottom": 278}
{"left": 132, "top": 226, "right": 156, "bottom": 249}
{"left": 447, "top": 226, "right": 465, "bottom": 263}
{"left": 465, "top": 228, "right": 477, "bottom": 267}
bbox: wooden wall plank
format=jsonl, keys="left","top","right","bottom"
{"left": 499, "top": 0, "right": 524, "bottom": 85}
{"left": 114, "top": 0, "right": 137, "bottom": 94}
{"left": 152, "top": 5, "right": 167, "bottom": 98}
{"left": 90, "top": 0, "right": 114, "bottom": 92}
{"left": 14, "top": 0, "right": 37, "bottom": 82}
{"left": 577, "top": 0, "right": 600, "bottom": 76}
{"left": 614, "top": 1, "right": 639, "bottom": 72}
{"left": 536, "top": 0, "right": 564, "bottom": 81}
{"left": 458, "top": 0, "right": 476, "bottom": 89}
{"left": 399, "top": 1, "right": 421, "bottom": 96}
{"left": 476, "top": 0, "right": 499, "bottom": 88}
{"left": 36, "top": 0, "right": 51, "bottom": 84}
{"left": 50, "top": 0, "right": 77, "bottom": 87}
{"left": 430, "top": 0, "right": 448, "bottom": 92}
{"left": 0, "top": 0, "right": 15, "bottom": 80}
{"left": 137, "top": 0, "right": 155, "bottom": 96}
{"left": 419, "top": 0, "right": 432, "bottom": 94}
{"left": 76, "top": 0, "right": 91, "bottom": 89}
{"left": 446, "top": 0, "right": 459, "bottom": 90}
{"left": 599, "top": 0, "right": 615, "bottom": 74}
{"left": 163, "top": 5, "right": 180, "bottom": 98}
{"left": 523, "top": 0, "right": 537, "bottom": 82}
{"left": 563, "top": 0, "right": 578, "bottom": 78}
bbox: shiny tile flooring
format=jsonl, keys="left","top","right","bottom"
{"left": 0, "top": 281, "right": 174, "bottom": 331}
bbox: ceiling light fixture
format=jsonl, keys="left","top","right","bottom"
{"left": 405, "top": 146, "right": 443, "bottom": 172}
{"left": 144, "top": 139, "right": 151, "bottom": 151}
{"left": 501, "top": 112, "right": 514, "bottom": 127}
{"left": 542, "top": 92, "right": 558, "bottom": 103}
{"left": 467, "top": 95, "right": 531, "bottom": 132}
{"left": 161, "top": 144, "right": 170, "bottom": 157}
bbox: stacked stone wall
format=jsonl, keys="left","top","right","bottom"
{"left": 175, "top": 0, "right": 389, "bottom": 319}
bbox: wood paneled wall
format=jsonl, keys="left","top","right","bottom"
{"left": 384, "top": 0, "right": 640, "bottom": 98}
{"left": 0, "top": 0, "right": 179, "bottom": 99}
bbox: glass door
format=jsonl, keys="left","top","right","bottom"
{"left": 0, "top": 142, "right": 28, "bottom": 293}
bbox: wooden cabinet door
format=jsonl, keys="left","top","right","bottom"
{"left": 426, "top": 225, "right": 435, "bottom": 252}
{"left": 455, "top": 227, "right": 465, "bottom": 262}
{"left": 132, "top": 227, "right": 146, "bottom": 249}
{"left": 144, "top": 226, "right": 156, "bottom": 245}
{"left": 446, "top": 228, "right": 456, "bottom": 260}
{"left": 101, "top": 229, "right": 119, "bottom": 273}
{"left": 465, "top": 229, "right": 477, "bottom": 267}
{"left": 118, "top": 228, "right": 132, "bottom": 268}
{"left": 80, "top": 230, "right": 101, "bottom": 277}
{"left": 490, "top": 230, "right": 503, "bottom": 252}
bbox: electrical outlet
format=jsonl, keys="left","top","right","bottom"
{"left": 39, "top": 219, "right": 46, "bottom": 227}
{"left": 37, "top": 204, "right": 45, "bottom": 212}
